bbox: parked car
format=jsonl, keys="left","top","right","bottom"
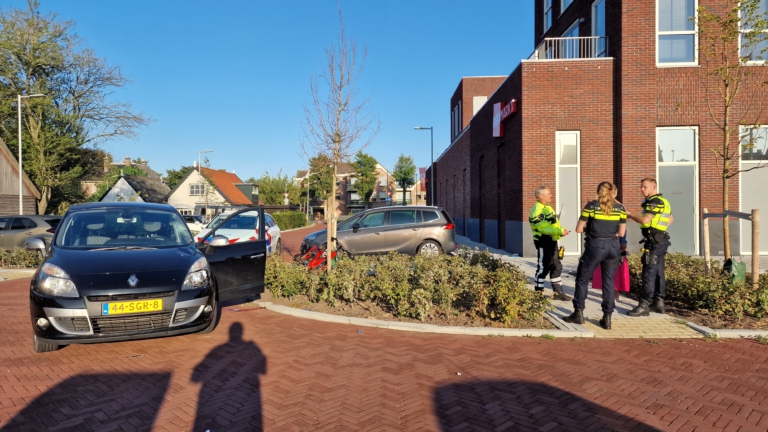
{"left": 27, "top": 203, "right": 268, "bottom": 353}
{"left": 196, "top": 211, "right": 282, "bottom": 256}
{"left": 0, "top": 215, "right": 62, "bottom": 251}
{"left": 300, "top": 206, "right": 457, "bottom": 256}
{"left": 183, "top": 215, "right": 204, "bottom": 233}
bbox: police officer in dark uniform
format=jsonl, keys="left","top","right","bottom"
{"left": 564, "top": 182, "right": 626, "bottom": 330}
{"left": 627, "top": 177, "right": 673, "bottom": 316}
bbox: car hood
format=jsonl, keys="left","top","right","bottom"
{"left": 47, "top": 245, "right": 199, "bottom": 276}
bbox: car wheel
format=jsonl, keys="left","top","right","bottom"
{"left": 200, "top": 300, "right": 219, "bottom": 334}
{"left": 274, "top": 239, "right": 281, "bottom": 257}
{"left": 417, "top": 240, "right": 441, "bottom": 256}
{"left": 32, "top": 334, "right": 59, "bottom": 353}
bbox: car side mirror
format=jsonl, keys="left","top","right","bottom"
{"left": 208, "top": 235, "right": 230, "bottom": 247}
{"left": 352, "top": 223, "right": 360, "bottom": 233}
{"left": 25, "top": 237, "right": 47, "bottom": 256}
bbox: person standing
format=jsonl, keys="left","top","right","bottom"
{"left": 564, "top": 182, "right": 626, "bottom": 329}
{"left": 529, "top": 186, "right": 572, "bottom": 301}
{"left": 626, "top": 178, "right": 673, "bottom": 316}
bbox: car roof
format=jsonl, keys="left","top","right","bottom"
{"left": 67, "top": 202, "right": 177, "bottom": 212}
{"left": 0, "top": 214, "right": 61, "bottom": 218}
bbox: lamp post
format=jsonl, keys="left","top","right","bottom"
{"left": 414, "top": 126, "right": 433, "bottom": 206}
{"left": 197, "top": 150, "right": 213, "bottom": 220}
{"left": 17, "top": 93, "right": 46, "bottom": 214}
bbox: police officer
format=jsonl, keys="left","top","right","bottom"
{"left": 626, "top": 177, "right": 673, "bottom": 316}
{"left": 529, "top": 186, "right": 572, "bottom": 301}
{"left": 563, "top": 182, "right": 626, "bottom": 329}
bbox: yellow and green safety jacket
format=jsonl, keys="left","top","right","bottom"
{"left": 640, "top": 193, "right": 672, "bottom": 235}
{"left": 529, "top": 201, "right": 565, "bottom": 242}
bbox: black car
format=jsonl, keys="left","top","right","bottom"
{"left": 28, "top": 203, "right": 267, "bottom": 353}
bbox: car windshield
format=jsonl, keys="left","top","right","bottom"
{"left": 55, "top": 208, "right": 193, "bottom": 249}
{"left": 207, "top": 211, "right": 260, "bottom": 230}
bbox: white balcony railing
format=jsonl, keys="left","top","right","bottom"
{"left": 529, "top": 36, "right": 609, "bottom": 60}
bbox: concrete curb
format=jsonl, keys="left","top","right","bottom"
{"left": 685, "top": 321, "right": 718, "bottom": 338}
{"left": 258, "top": 302, "right": 594, "bottom": 338}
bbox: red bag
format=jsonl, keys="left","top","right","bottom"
{"left": 591, "top": 257, "right": 630, "bottom": 292}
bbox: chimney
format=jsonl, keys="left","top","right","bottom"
{"left": 124, "top": 156, "right": 131, "bottom": 167}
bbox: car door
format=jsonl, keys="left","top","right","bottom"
{"left": 340, "top": 211, "right": 388, "bottom": 254}
{"left": 4, "top": 217, "right": 39, "bottom": 248}
{"left": 384, "top": 209, "right": 422, "bottom": 254}
{"left": 0, "top": 217, "right": 10, "bottom": 249}
{"left": 197, "top": 207, "right": 268, "bottom": 302}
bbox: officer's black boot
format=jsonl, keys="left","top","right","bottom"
{"left": 552, "top": 285, "right": 572, "bottom": 301}
{"left": 627, "top": 299, "right": 650, "bottom": 317}
{"left": 650, "top": 298, "right": 666, "bottom": 314}
{"left": 599, "top": 312, "right": 612, "bottom": 330}
{"left": 563, "top": 309, "right": 584, "bottom": 324}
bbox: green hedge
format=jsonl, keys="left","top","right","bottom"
{"left": 0, "top": 248, "right": 42, "bottom": 269}
{"left": 266, "top": 248, "right": 550, "bottom": 326}
{"left": 270, "top": 211, "right": 308, "bottom": 230}
{"left": 627, "top": 253, "right": 768, "bottom": 319}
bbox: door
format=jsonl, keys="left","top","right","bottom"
{"left": 340, "top": 211, "right": 387, "bottom": 254}
{"left": 3, "top": 217, "right": 39, "bottom": 249}
{"left": 740, "top": 126, "right": 768, "bottom": 255}
{"left": 198, "top": 207, "right": 267, "bottom": 302}
{"left": 657, "top": 127, "right": 698, "bottom": 255}
{"left": 384, "top": 209, "right": 421, "bottom": 254}
{"left": 556, "top": 131, "right": 582, "bottom": 255}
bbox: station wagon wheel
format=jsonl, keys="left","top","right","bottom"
{"left": 200, "top": 300, "right": 219, "bottom": 334}
{"left": 418, "top": 240, "right": 441, "bottom": 256}
{"left": 274, "top": 239, "right": 281, "bottom": 257}
{"left": 32, "top": 334, "right": 59, "bottom": 353}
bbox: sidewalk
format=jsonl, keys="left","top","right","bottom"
{"left": 455, "top": 236, "right": 704, "bottom": 339}
{"left": 0, "top": 268, "right": 35, "bottom": 282}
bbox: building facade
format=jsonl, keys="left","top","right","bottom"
{"left": 431, "top": 0, "right": 768, "bottom": 257}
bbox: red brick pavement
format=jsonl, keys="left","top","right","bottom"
{"left": 2, "top": 276, "right": 768, "bottom": 431}
{"left": 277, "top": 222, "right": 325, "bottom": 263}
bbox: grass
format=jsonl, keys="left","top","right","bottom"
{"left": 756, "top": 335, "right": 768, "bottom": 345}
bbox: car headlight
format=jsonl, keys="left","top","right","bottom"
{"left": 182, "top": 257, "right": 212, "bottom": 290}
{"left": 35, "top": 263, "right": 79, "bottom": 298}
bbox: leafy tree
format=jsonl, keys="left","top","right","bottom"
{"left": 0, "top": 1, "right": 150, "bottom": 213}
{"left": 245, "top": 169, "right": 301, "bottom": 205}
{"left": 350, "top": 151, "right": 378, "bottom": 207}
{"left": 301, "top": 5, "right": 379, "bottom": 270}
{"left": 392, "top": 154, "right": 416, "bottom": 205}
{"left": 695, "top": 0, "right": 768, "bottom": 260}
{"left": 165, "top": 166, "right": 194, "bottom": 190}
{"left": 306, "top": 153, "right": 335, "bottom": 206}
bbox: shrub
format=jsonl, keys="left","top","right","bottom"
{"left": 0, "top": 248, "right": 42, "bottom": 268}
{"left": 627, "top": 253, "right": 768, "bottom": 319}
{"left": 270, "top": 211, "right": 308, "bottom": 230}
{"left": 266, "top": 248, "right": 549, "bottom": 326}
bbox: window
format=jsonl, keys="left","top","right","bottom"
{"left": 562, "top": 21, "right": 580, "bottom": 58}
{"left": 189, "top": 183, "right": 206, "bottom": 196}
{"left": 562, "top": 0, "right": 574, "bottom": 12}
{"left": 359, "top": 212, "right": 386, "bottom": 228}
{"left": 740, "top": 126, "right": 768, "bottom": 253}
{"left": 592, "top": 0, "right": 607, "bottom": 57}
{"left": 657, "top": 0, "right": 697, "bottom": 64}
{"left": 0, "top": 217, "right": 7, "bottom": 230}
{"left": 740, "top": 0, "right": 768, "bottom": 63}
{"left": 388, "top": 210, "right": 417, "bottom": 226}
{"left": 544, "top": 0, "right": 553, "bottom": 32}
{"left": 422, "top": 211, "right": 440, "bottom": 223}
{"left": 657, "top": 127, "right": 699, "bottom": 255}
{"left": 10, "top": 218, "right": 36, "bottom": 230}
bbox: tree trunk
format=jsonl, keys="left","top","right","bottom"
{"left": 37, "top": 187, "right": 50, "bottom": 215}
{"left": 723, "top": 171, "right": 731, "bottom": 260}
{"left": 327, "top": 164, "right": 338, "bottom": 273}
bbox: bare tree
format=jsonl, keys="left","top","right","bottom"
{"left": 696, "top": 0, "right": 768, "bottom": 260}
{"left": 301, "top": 4, "right": 379, "bottom": 271}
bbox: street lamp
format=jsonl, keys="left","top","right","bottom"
{"left": 414, "top": 126, "right": 433, "bottom": 206}
{"left": 17, "top": 93, "right": 46, "bottom": 214}
{"left": 198, "top": 150, "right": 213, "bottom": 220}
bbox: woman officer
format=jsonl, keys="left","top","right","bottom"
{"left": 563, "top": 182, "right": 627, "bottom": 330}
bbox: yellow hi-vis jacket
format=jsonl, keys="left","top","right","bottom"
{"left": 529, "top": 201, "right": 565, "bottom": 241}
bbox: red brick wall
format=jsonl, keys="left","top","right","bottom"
{"left": 433, "top": 129, "right": 470, "bottom": 223}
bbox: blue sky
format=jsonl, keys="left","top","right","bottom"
{"left": 9, "top": 0, "right": 535, "bottom": 181}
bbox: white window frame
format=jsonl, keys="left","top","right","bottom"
{"left": 544, "top": 0, "right": 553, "bottom": 33}
{"left": 739, "top": 0, "right": 768, "bottom": 65}
{"left": 189, "top": 183, "right": 206, "bottom": 196}
{"left": 739, "top": 125, "right": 768, "bottom": 254}
{"left": 655, "top": 126, "right": 699, "bottom": 255}
{"left": 555, "top": 130, "right": 581, "bottom": 255}
{"left": 656, "top": 0, "right": 699, "bottom": 67}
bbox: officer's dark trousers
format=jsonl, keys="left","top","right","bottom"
{"left": 534, "top": 238, "right": 563, "bottom": 293}
{"left": 641, "top": 239, "right": 670, "bottom": 302}
{"left": 574, "top": 238, "right": 621, "bottom": 313}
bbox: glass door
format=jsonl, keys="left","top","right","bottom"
{"left": 556, "top": 131, "right": 581, "bottom": 255}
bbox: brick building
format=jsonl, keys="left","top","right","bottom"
{"left": 430, "top": 0, "right": 768, "bottom": 257}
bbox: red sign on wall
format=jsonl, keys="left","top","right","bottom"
{"left": 492, "top": 99, "right": 518, "bottom": 137}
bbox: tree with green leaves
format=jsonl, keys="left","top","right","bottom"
{"left": 350, "top": 151, "right": 378, "bottom": 207}
{"left": 245, "top": 169, "right": 301, "bottom": 205}
{"left": 165, "top": 166, "right": 194, "bottom": 190}
{"left": 695, "top": 0, "right": 768, "bottom": 260}
{"left": 306, "top": 154, "right": 335, "bottom": 214}
{"left": 86, "top": 165, "right": 148, "bottom": 202}
{"left": 393, "top": 154, "right": 416, "bottom": 205}
{"left": 0, "top": 0, "right": 150, "bottom": 213}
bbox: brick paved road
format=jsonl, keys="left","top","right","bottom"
{"left": 2, "top": 224, "right": 768, "bottom": 431}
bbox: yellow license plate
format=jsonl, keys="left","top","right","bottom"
{"left": 102, "top": 299, "right": 163, "bottom": 315}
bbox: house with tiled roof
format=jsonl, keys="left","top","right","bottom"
{"left": 100, "top": 175, "right": 171, "bottom": 203}
{"left": 166, "top": 166, "right": 259, "bottom": 221}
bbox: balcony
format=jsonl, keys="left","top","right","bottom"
{"left": 529, "top": 36, "right": 608, "bottom": 60}
{"left": 347, "top": 199, "right": 367, "bottom": 207}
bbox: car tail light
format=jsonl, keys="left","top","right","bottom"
{"left": 442, "top": 223, "right": 455, "bottom": 230}
{"left": 46, "top": 227, "right": 56, "bottom": 233}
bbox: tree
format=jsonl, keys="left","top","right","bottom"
{"left": 245, "top": 169, "right": 301, "bottom": 205}
{"left": 301, "top": 4, "right": 379, "bottom": 270}
{"left": 350, "top": 151, "right": 378, "bottom": 207}
{"left": 0, "top": 1, "right": 150, "bottom": 213}
{"left": 165, "top": 166, "right": 194, "bottom": 190}
{"left": 392, "top": 154, "right": 416, "bottom": 205}
{"left": 696, "top": 0, "right": 768, "bottom": 259}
